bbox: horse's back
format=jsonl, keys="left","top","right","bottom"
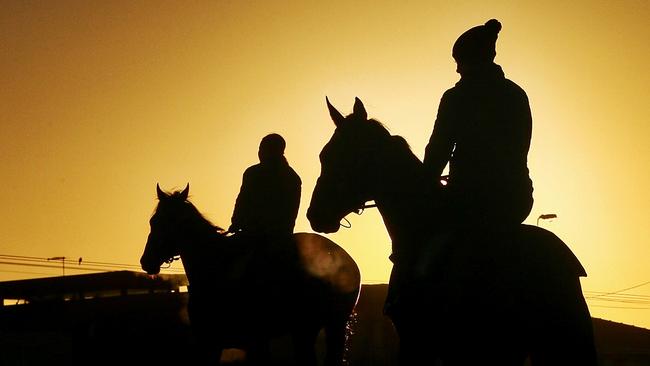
{"left": 293, "top": 232, "right": 361, "bottom": 296}
{"left": 441, "top": 224, "right": 586, "bottom": 287}
{"left": 439, "top": 224, "right": 588, "bottom": 311}
{"left": 188, "top": 233, "right": 360, "bottom": 351}
{"left": 203, "top": 232, "right": 360, "bottom": 306}
{"left": 516, "top": 224, "right": 586, "bottom": 277}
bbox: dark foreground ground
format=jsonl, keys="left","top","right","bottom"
{"left": 1, "top": 284, "right": 650, "bottom": 365}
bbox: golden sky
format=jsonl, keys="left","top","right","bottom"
{"left": 1, "top": 1, "right": 649, "bottom": 328}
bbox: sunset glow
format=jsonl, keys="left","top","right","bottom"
{"left": 1, "top": 1, "right": 649, "bottom": 328}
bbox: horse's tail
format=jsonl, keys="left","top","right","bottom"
{"left": 323, "top": 290, "right": 358, "bottom": 366}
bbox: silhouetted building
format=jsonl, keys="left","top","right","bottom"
{"left": 0, "top": 270, "right": 187, "bottom": 305}
{"left": 0, "top": 271, "right": 190, "bottom": 365}
{"left": 1, "top": 277, "right": 648, "bottom": 365}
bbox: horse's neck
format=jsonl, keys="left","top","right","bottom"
{"left": 179, "top": 224, "right": 224, "bottom": 286}
{"left": 373, "top": 139, "right": 431, "bottom": 248}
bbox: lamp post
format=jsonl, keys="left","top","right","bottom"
{"left": 537, "top": 214, "right": 557, "bottom": 226}
{"left": 47, "top": 256, "right": 66, "bottom": 276}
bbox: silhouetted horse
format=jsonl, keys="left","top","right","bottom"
{"left": 141, "top": 184, "right": 360, "bottom": 365}
{"left": 307, "top": 97, "right": 597, "bottom": 365}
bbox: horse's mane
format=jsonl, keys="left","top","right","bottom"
{"left": 364, "top": 118, "right": 420, "bottom": 164}
{"left": 156, "top": 190, "right": 225, "bottom": 234}
{"left": 366, "top": 118, "right": 391, "bottom": 138}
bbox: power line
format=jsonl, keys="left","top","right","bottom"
{"left": 0, "top": 253, "right": 186, "bottom": 275}
{"left": 0, "top": 261, "right": 131, "bottom": 273}
{"left": 589, "top": 304, "right": 650, "bottom": 310}
{"left": 588, "top": 298, "right": 650, "bottom": 306}
{"left": 4, "top": 252, "right": 644, "bottom": 308}
{"left": 0, "top": 253, "right": 184, "bottom": 269}
{"left": 0, "top": 260, "right": 185, "bottom": 274}
{"left": 587, "top": 280, "right": 650, "bottom": 300}
{"left": 0, "top": 254, "right": 143, "bottom": 269}
{"left": 585, "top": 291, "right": 650, "bottom": 298}
{"left": 0, "top": 269, "right": 55, "bottom": 276}
{"left": 585, "top": 291, "right": 650, "bottom": 304}
{"left": 584, "top": 285, "right": 650, "bottom": 310}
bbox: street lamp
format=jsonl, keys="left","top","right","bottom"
{"left": 537, "top": 213, "right": 557, "bottom": 226}
{"left": 47, "top": 256, "right": 66, "bottom": 276}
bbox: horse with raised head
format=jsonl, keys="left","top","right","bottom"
{"left": 307, "top": 97, "right": 597, "bottom": 365}
{"left": 141, "top": 184, "right": 360, "bottom": 365}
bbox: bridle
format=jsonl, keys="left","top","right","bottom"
{"left": 338, "top": 200, "right": 377, "bottom": 229}
{"left": 339, "top": 175, "right": 449, "bottom": 229}
{"left": 328, "top": 137, "right": 446, "bottom": 229}
{"left": 162, "top": 255, "right": 181, "bottom": 267}
{"left": 359, "top": 201, "right": 378, "bottom": 211}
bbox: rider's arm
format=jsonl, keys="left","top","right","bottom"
{"left": 230, "top": 167, "right": 255, "bottom": 232}
{"left": 517, "top": 90, "right": 533, "bottom": 156}
{"left": 424, "top": 90, "right": 455, "bottom": 180}
{"left": 276, "top": 170, "right": 301, "bottom": 235}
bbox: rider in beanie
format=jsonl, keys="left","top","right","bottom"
{"left": 424, "top": 19, "right": 534, "bottom": 227}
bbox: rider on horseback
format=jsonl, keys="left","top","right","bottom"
{"left": 415, "top": 20, "right": 596, "bottom": 364}
{"left": 390, "top": 21, "right": 538, "bottom": 357}
{"left": 392, "top": 18, "right": 535, "bottom": 316}
{"left": 230, "top": 133, "right": 302, "bottom": 237}
{"left": 424, "top": 19, "right": 534, "bottom": 229}
{"left": 229, "top": 133, "right": 302, "bottom": 281}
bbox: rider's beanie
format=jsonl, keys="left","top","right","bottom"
{"left": 259, "top": 133, "right": 286, "bottom": 160}
{"left": 452, "top": 19, "right": 501, "bottom": 65}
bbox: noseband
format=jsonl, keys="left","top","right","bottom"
{"left": 338, "top": 201, "right": 377, "bottom": 229}
{"left": 163, "top": 255, "right": 181, "bottom": 266}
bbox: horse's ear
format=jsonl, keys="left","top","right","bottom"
{"left": 180, "top": 183, "right": 190, "bottom": 201}
{"left": 353, "top": 97, "right": 367, "bottom": 121}
{"left": 156, "top": 183, "right": 168, "bottom": 200}
{"left": 326, "top": 96, "right": 345, "bottom": 127}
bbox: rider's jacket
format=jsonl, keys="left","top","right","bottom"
{"left": 424, "top": 63, "right": 533, "bottom": 226}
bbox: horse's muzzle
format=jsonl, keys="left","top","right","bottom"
{"left": 140, "top": 250, "right": 162, "bottom": 275}
{"left": 140, "top": 260, "right": 161, "bottom": 275}
{"left": 307, "top": 206, "right": 341, "bottom": 234}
